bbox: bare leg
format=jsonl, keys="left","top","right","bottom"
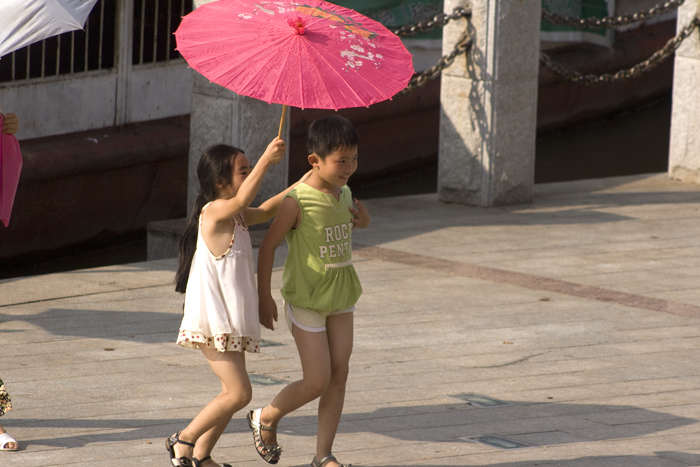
{"left": 316, "top": 312, "right": 353, "bottom": 467}
{"left": 173, "top": 347, "right": 252, "bottom": 463}
{"left": 258, "top": 325, "right": 334, "bottom": 447}
{"left": 192, "top": 381, "right": 239, "bottom": 465}
{"left": 258, "top": 312, "right": 354, "bottom": 467}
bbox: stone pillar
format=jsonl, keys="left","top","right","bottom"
{"left": 188, "top": 0, "right": 288, "bottom": 213}
{"left": 438, "top": 0, "right": 541, "bottom": 206}
{"left": 668, "top": 1, "right": 700, "bottom": 183}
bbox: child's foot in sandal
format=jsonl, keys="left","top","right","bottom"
{"left": 193, "top": 455, "right": 231, "bottom": 467}
{"left": 311, "top": 454, "right": 351, "bottom": 467}
{"left": 246, "top": 408, "right": 282, "bottom": 464}
{"left": 165, "top": 431, "right": 195, "bottom": 467}
{"left": 0, "top": 432, "right": 18, "bottom": 451}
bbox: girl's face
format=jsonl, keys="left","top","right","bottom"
{"left": 220, "top": 153, "right": 251, "bottom": 198}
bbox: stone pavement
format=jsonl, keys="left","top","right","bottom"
{"left": 3, "top": 173, "right": 700, "bottom": 467}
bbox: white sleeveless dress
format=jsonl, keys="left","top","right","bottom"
{"left": 177, "top": 204, "right": 260, "bottom": 353}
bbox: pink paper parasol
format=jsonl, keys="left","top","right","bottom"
{"left": 175, "top": 0, "right": 414, "bottom": 134}
{"left": 0, "top": 114, "right": 23, "bottom": 228}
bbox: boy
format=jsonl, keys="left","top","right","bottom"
{"left": 251, "top": 116, "right": 370, "bottom": 467}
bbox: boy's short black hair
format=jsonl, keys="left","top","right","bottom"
{"left": 307, "top": 116, "right": 359, "bottom": 159}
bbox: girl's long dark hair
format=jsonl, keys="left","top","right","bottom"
{"left": 174, "top": 144, "right": 243, "bottom": 293}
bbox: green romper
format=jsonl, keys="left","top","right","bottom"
{"left": 281, "top": 183, "right": 362, "bottom": 313}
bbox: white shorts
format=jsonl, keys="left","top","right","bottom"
{"left": 284, "top": 301, "right": 354, "bottom": 333}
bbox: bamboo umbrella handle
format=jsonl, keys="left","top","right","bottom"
{"left": 278, "top": 105, "right": 288, "bottom": 140}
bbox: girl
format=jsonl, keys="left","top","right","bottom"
{"left": 252, "top": 116, "right": 370, "bottom": 467}
{"left": 167, "top": 138, "right": 308, "bottom": 467}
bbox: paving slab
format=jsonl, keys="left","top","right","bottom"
{"left": 3, "top": 173, "right": 700, "bottom": 466}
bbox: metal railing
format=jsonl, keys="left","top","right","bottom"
{"left": 0, "top": 0, "right": 115, "bottom": 82}
{"left": 133, "top": 0, "right": 191, "bottom": 65}
{"left": 0, "top": 0, "right": 192, "bottom": 83}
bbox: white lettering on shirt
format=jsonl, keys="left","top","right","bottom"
{"left": 319, "top": 222, "right": 353, "bottom": 259}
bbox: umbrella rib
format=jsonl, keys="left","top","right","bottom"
{"left": 224, "top": 35, "right": 297, "bottom": 104}
{"left": 191, "top": 41, "right": 268, "bottom": 83}
{"left": 301, "top": 40, "right": 357, "bottom": 110}
{"left": 297, "top": 38, "right": 308, "bottom": 109}
{"left": 304, "top": 38, "right": 405, "bottom": 108}
{"left": 349, "top": 41, "right": 414, "bottom": 102}
{"left": 352, "top": 55, "right": 412, "bottom": 104}
{"left": 268, "top": 38, "right": 297, "bottom": 105}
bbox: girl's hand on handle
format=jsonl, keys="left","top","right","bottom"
{"left": 259, "top": 294, "right": 278, "bottom": 330}
{"left": 350, "top": 198, "right": 371, "bottom": 229}
{"left": 262, "top": 137, "right": 286, "bottom": 166}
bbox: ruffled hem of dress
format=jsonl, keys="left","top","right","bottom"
{"left": 177, "top": 330, "right": 260, "bottom": 353}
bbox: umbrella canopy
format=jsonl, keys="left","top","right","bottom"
{"left": 0, "top": 0, "right": 98, "bottom": 58}
{"left": 175, "top": 0, "right": 414, "bottom": 110}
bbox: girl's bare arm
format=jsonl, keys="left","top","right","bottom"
{"left": 206, "top": 138, "right": 286, "bottom": 223}
{"left": 245, "top": 170, "right": 311, "bottom": 226}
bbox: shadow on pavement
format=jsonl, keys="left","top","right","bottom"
{"left": 372, "top": 451, "right": 700, "bottom": 467}
{"left": 10, "top": 402, "right": 696, "bottom": 455}
{"left": 0, "top": 307, "right": 182, "bottom": 343}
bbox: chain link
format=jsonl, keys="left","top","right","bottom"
{"left": 397, "top": 31, "right": 473, "bottom": 95}
{"left": 394, "top": 6, "right": 472, "bottom": 96}
{"left": 540, "top": 17, "right": 700, "bottom": 85}
{"left": 542, "top": 0, "right": 685, "bottom": 30}
{"left": 395, "top": 1, "right": 696, "bottom": 93}
{"left": 393, "top": 6, "right": 473, "bottom": 95}
{"left": 393, "top": 6, "right": 472, "bottom": 37}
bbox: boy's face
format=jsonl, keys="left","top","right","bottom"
{"left": 311, "top": 145, "right": 358, "bottom": 188}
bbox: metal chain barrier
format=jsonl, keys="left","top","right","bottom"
{"left": 542, "top": 0, "right": 685, "bottom": 29}
{"left": 393, "top": 6, "right": 472, "bottom": 37}
{"left": 398, "top": 30, "right": 473, "bottom": 95}
{"left": 393, "top": 6, "right": 473, "bottom": 95}
{"left": 540, "top": 16, "right": 700, "bottom": 85}
{"left": 393, "top": 1, "right": 697, "bottom": 91}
